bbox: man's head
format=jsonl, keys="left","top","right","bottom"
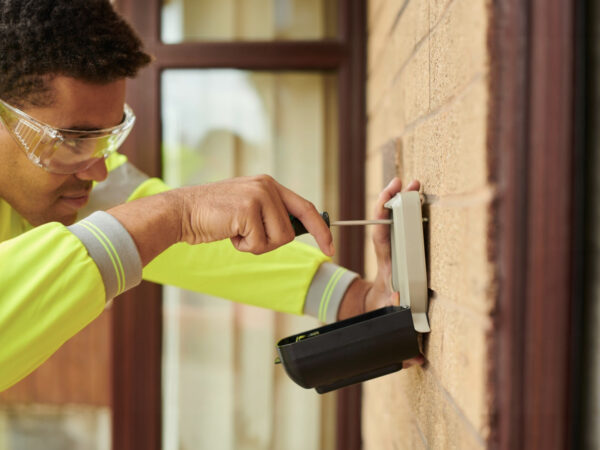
{"left": 0, "top": 0, "right": 151, "bottom": 107}
{"left": 0, "top": 0, "right": 151, "bottom": 225}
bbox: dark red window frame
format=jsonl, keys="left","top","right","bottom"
{"left": 491, "top": 0, "right": 582, "bottom": 448}
{"left": 111, "top": 2, "right": 366, "bottom": 449}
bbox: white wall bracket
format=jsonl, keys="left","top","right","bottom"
{"left": 384, "top": 192, "right": 430, "bottom": 333}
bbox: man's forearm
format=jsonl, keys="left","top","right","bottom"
{"left": 337, "top": 278, "right": 371, "bottom": 320}
{"left": 108, "top": 190, "right": 182, "bottom": 266}
{"left": 108, "top": 175, "right": 334, "bottom": 267}
{"left": 108, "top": 188, "right": 376, "bottom": 321}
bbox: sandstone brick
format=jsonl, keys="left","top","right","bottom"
{"left": 392, "top": 0, "right": 430, "bottom": 66}
{"left": 401, "top": 79, "right": 489, "bottom": 195}
{"left": 430, "top": 0, "right": 453, "bottom": 29}
{"left": 403, "top": 367, "right": 486, "bottom": 449}
{"left": 366, "top": 93, "right": 394, "bottom": 154}
{"left": 363, "top": 378, "right": 428, "bottom": 450}
{"left": 361, "top": 292, "right": 493, "bottom": 440}
{"left": 368, "top": 0, "right": 430, "bottom": 116}
{"left": 422, "top": 296, "right": 492, "bottom": 436}
{"left": 363, "top": 173, "right": 494, "bottom": 437}
{"left": 364, "top": 1, "right": 493, "bottom": 448}
{"left": 429, "top": 0, "right": 489, "bottom": 110}
{"left": 368, "top": 0, "right": 428, "bottom": 69}
{"left": 363, "top": 183, "right": 494, "bottom": 433}
{"left": 396, "top": 130, "right": 416, "bottom": 179}
{"left": 365, "top": 146, "right": 384, "bottom": 199}
{"left": 426, "top": 194, "right": 495, "bottom": 315}
{"left": 368, "top": 0, "right": 386, "bottom": 32}
{"left": 368, "top": 0, "right": 407, "bottom": 78}
{"left": 363, "top": 364, "right": 486, "bottom": 450}
{"left": 415, "top": 0, "right": 431, "bottom": 41}
{"left": 382, "top": 139, "right": 400, "bottom": 184}
{"left": 399, "top": 37, "right": 430, "bottom": 123}
{"left": 364, "top": 161, "right": 495, "bottom": 315}
{"left": 367, "top": 78, "right": 406, "bottom": 154}
{"left": 367, "top": 34, "right": 402, "bottom": 117}
{"left": 392, "top": 137, "right": 405, "bottom": 181}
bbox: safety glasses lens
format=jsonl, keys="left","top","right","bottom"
{"left": 0, "top": 99, "right": 134, "bottom": 174}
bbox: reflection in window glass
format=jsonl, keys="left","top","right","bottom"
{"left": 161, "top": 0, "right": 337, "bottom": 43}
{"left": 161, "top": 69, "right": 338, "bottom": 450}
{"left": 0, "top": 406, "right": 110, "bottom": 450}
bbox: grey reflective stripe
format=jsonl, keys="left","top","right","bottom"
{"left": 304, "top": 262, "right": 359, "bottom": 323}
{"left": 78, "top": 162, "right": 149, "bottom": 219}
{"left": 68, "top": 211, "right": 142, "bottom": 301}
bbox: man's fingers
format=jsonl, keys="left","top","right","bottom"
{"left": 402, "top": 355, "right": 425, "bottom": 369}
{"left": 390, "top": 290, "right": 400, "bottom": 306}
{"left": 180, "top": 175, "right": 332, "bottom": 256}
{"left": 374, "top": 178, "right": 403, "bottom": 220}
{"left": 275, "top": 183, "right": 334, "bottom": 256}
{"left": 261, "top": 188, "right": 296, "bottom": 249}
{"left": 372, "top": 179, "right": 403, "bottom": 260}
{"left": 373, "top": 177, "right": 419, "bottom": 221}
{"left": 232, "top": 206, "right": 269, "bottom": 254}
{"left": 404, "top": 179, "right": 421, "bottom": 192}
{"left": 372, "top": 178, "right": 421, "bottom": 273}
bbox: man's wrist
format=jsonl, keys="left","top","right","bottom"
{"left": 107, "top": 190, "right": 183, "bottom": 265}
{"left": 337, "top": 278, "right": 372, "bottom": 321}
{"left": 304, "top": 263, "right": 359, "bottom": 323}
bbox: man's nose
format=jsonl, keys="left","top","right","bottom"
{"left": 75, "top": 158, "right": 108, "bottom": 182}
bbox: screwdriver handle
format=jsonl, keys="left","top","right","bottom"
{"left": 289, "top": 212, "right": 330, "bottom": 236}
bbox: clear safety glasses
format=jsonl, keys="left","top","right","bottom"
{"left": 0, "top": 98, "right": 135, "bottom": 174}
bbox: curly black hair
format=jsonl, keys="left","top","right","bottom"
{"left": 0, "top": 0, "right": 152, "bottom": 107}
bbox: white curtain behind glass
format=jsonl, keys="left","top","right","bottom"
{"left": 161, "top": 69, "right": 338, "bottom": 450}
{"left": 161, "top": 0, "right": 336, "bottom": 42}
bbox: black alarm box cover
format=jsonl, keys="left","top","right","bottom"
{"left": 275, "top": 306, "right": 419, "bottom": 393}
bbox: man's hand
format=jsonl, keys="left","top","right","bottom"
{"left": 364, "top": 177, "right": 420, "bottom": 311}
{"left": 337, "top": 178, "right": 421, "bottom": 319}
{"left": 336, "top": 178, "right": 425, "bottom": 368}
{"left": 174, "top": 175, "right": 333, "bottom": 255}
{"left": 108, "top": 175, "right": 334, "bottom": 265}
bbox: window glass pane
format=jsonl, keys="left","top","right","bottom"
{"left": 0, "top": 317, "right": 112, "bottom": 450}
{"left": 161, "top": 69, "right": 338, "bottom": 450}
{"left": 161, "top": 0, "right": 337, "bottom": 43}
{"left": 0, "top": 406, "right": 110, "bottom": 450}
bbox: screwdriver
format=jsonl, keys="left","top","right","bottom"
{"left": 289, "top": 212, "right": 392, "bottom": 236}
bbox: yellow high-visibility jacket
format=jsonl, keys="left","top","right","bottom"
{"left": 0, "top": 154, "right": 357, "bottom": 391}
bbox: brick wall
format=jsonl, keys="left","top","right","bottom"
{"left": 364, "top": 1, "right": 493, "bottom": 449}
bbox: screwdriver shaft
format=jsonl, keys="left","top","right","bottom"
{"left": 289, "top": 212, "right": 392, "bottom": 237}
{"left": 330, "top": 219, "right": 392, "bottom": 226}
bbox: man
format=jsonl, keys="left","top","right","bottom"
{"left": 0, "top": 0, "right": 422, "bottom": 392}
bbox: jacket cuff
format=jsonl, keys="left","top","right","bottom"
{"left": 67, "top": 211, "right": 143, "bottom": 301}
{"left": 304, "top": 262, "right": 359, "bottom": 323}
